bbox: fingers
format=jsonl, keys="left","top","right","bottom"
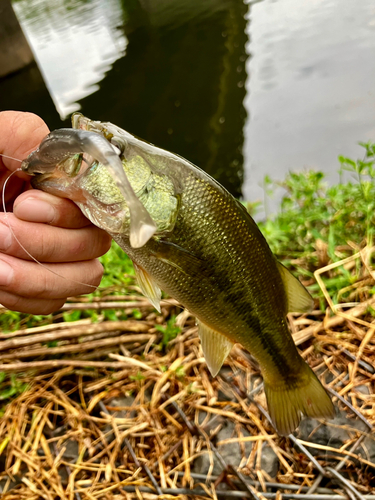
{"left": 0, "top": 207, "right": 111, "bottom": 314}
{"left": 0, "top": 111, "right": 49, "bottom": 174}
{"left": 0, "top": 252, "right": 104, "bottom": 301}
{"left": 0, "top": 213, "right": 112, "bottom": 263}
{"left": 0, "top": 289, "right": 66, "bottom": 315}
{"left": 0, "top": 111, "right": 50, "bottom": 207}
{"left": 14, "top": 190, "right": 96, "bottom": 229}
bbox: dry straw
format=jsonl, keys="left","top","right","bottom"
{"left": 0, "top": 251, "right": 374, "bottom": 499}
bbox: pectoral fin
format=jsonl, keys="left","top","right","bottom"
{"left": 133, "top": 262, "right": 161, "bottom": 312}
{"left": 151, "top": 240, "right": 210, "bottom": 277}
{"left": 198, "top": 321, "right": 234, "bottom": 377}
{"left": 277, "top": 261, "right": 314, "bottom": 313}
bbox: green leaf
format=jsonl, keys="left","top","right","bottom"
{"left": 63, "top": 310, "right": 82, "bottom": 322}
{"left": 155, "top": 316, "right": 181, "bottom": 350}
{"left": 129, "top": 371, "right": 145, "bottom": 381}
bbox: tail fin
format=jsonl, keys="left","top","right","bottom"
{"left": 264, "top": 363, "right": 334, "bottom": 436}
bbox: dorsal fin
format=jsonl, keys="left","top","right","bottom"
{"left": 198, "top": 321, "right": 234, "bottom": 376}
{"left": 133, "top": 262, "right": 161, "bottom": 312}
{"left": 276, "top": 261, "right": 314, "bottom": 313}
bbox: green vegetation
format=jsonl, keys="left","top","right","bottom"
{"left": 97, "top": 240, "right": 135, "bottom": 288}
{"left": 260, "top": 141, "right": 375, "bottom": 255}
{"left": 129, "top": 371, "right": 146, "bottom": 382}
{"left": 258, "top": 141, "right": 375, "bottom": 306}
{"left": 155, "top": 316, "right": 181, "bottom": 350}
{"left": 0, "top": 372, "right": 28, "bottom": 403}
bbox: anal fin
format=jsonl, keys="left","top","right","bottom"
{"left": 133, "top": 262, "right": 161, "bottom": 313}
{"left": 198, "top": 321, "right": 234, "bottom": 377}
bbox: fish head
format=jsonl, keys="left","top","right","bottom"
{"left": 24, "top": 146, "right": 130, "bottom": 234}
{"left": 23, "top": 115, "right": 181, "bottom": 237}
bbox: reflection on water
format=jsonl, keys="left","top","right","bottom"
{"left": 13, "top": 0, "right": 127, "bottom": 118}
{"left": 10, "top": 0, "right": 248, "bottom": 197}
{"left": 244, "top": 0, "right": 375, "bottom": 213}
{"left": 77, "top": 0, "right": 248, "bottom": 196}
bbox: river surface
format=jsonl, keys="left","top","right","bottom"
{"left": 2, "top": 0, "right": 375, "bottom": 215}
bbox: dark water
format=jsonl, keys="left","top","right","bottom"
{"left": 3, "top": 0, "right": 247, "bottom": 198}
{"left": 1, "top": 0, "right": 375, "bottom": 211}
{"left": 76, "top": 0, "right": 247, "bottom": 197}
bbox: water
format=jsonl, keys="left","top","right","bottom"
{"left": 2, "top": 0, "right": 375, "bottom": 214}
{"left": 244, "top": 0, "right": 375, "bottom": 213}
{"left": 13, "top": 0, "right": 127, "bottom": 117}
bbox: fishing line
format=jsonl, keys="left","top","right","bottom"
{"left": 0, "top": 153, "right": 23, "bottom": 163}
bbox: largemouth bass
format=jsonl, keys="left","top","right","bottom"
{"left": 22, "top": 114, "right": 334, "bottom": 435}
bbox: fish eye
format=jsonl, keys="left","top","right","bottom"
{"left": 110, "top": 136, "right": 127, "bottom": 155}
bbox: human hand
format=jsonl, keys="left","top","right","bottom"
{"left": 0, "top": 111, "right": 112, "bottom": 314}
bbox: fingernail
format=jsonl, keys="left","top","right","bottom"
{"left": 0, "top": 260, "right": 13, "bottom": 286}
{"left": 0, "top": 222, "right": 12, "bottom": 251}
{"left": 14, "top": 198, "right": 56, "bottom": 223}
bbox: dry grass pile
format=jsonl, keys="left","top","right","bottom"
{"left": 0, "top": 251, "right": 374, "bottom": 499}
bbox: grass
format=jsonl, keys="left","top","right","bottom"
{"left": 0, "top": 372, "right": 28, "bottom": 408}
{"left": 1, "top": 295, "right": 374, "bottom": 498}
{"left": 260, "top": 141, "right": 375, "bottom": 253}
{"left": 155, "top": 315, "right": 181, "bottom": 350}
{"left": 258, "top": 141, "right": 375, "bottom": 307}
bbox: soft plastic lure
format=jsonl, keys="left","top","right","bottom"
{"left": 21, "top": 128, "right": 156, "bottom": 248}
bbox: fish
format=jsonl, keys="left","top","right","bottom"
{"left": 21, "top": 113, "right": 334, "bottom": 435}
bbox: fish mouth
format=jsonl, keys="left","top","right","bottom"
{"left": 30, "top": 170, "right": 84, "bottom": 202}
{"left": 21, "top": 156, "right": 57, "bottom": 176}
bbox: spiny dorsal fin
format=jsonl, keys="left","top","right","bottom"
{"left": 133, "top": 262, "right": 161, "bottom": 313}
{"left": 277, "top": 261, "right": 314, "bottom": 313}
{"left": 198, "top": 321, "right": 234, "bottom": 377}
